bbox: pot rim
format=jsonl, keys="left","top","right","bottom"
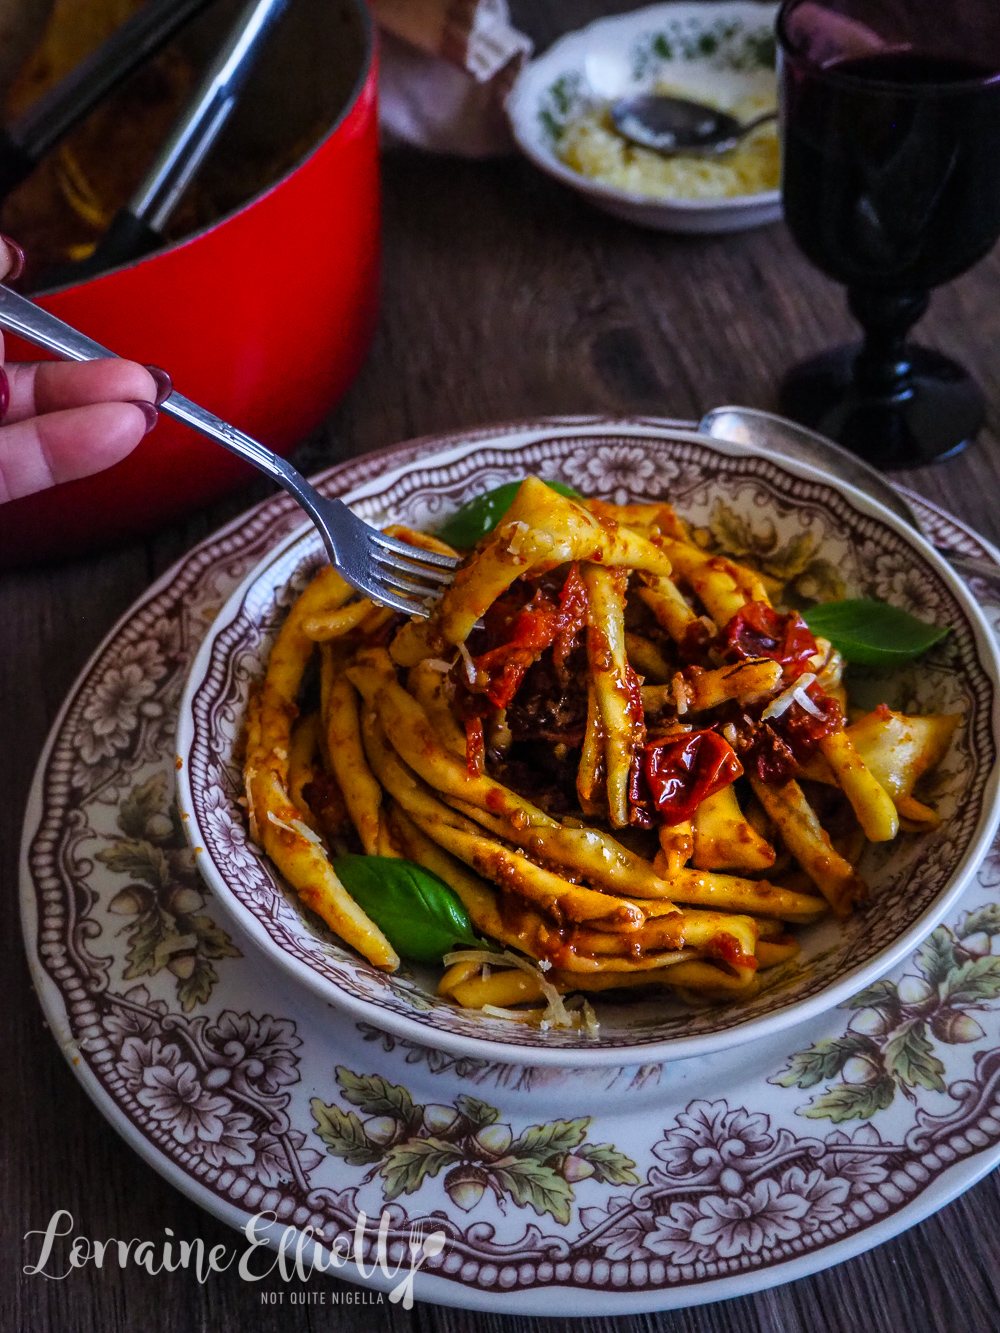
{"left": 31, "top": 0, "right": 375, "bottom": 297}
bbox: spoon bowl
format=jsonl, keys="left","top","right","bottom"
{"left": 610, "top": 93, "right": 776, "bottom": 155}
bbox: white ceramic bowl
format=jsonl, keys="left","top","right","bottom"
{"left": 176, "top": 418, "right": 1000, "bottom": 1067}
{"left": 507, "top": 1, "right": 781, "bottom": 234}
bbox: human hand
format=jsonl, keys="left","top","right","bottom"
{"left": 0, "top": 236, "right": 171, "bottom": 504}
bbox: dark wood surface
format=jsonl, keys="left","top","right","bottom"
{"left": 6, "top": 3, "right": 1000, "bottom": 1330}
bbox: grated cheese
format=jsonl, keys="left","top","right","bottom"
{"left": 442, "top": 948, "right": 575, "bottom": 1029}
{"left": 761, "top": 672, "right": 817, "bottom": 721}
{"left": 505, "top": 520, "right": 530, "bottom": 556}
{"left": 794, "top": 684, "right": 824, "bottom": 718}
{"left": 267, "top": 809, "right": 324, "bottom": 846}
{"left": 456, "top": 641, "right": 478, "bottom": 687}
{"left": 425, "top": 658, "right": 453, "bottom": 673}
{"left": 482, "top": 1004, "right": 542, "bottom": 1023}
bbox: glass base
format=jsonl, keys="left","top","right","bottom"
{"left": 778, "top": 343, "right": 984, "bottom": 470}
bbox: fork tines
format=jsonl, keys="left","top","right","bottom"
{"left": 366, "top": 527, "right": 460, "bottom": 619}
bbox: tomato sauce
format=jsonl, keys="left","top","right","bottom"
{"left": 472, "top": 565, "right": 589, "bottom": 708}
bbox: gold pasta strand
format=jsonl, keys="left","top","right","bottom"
{"left": 287, "top": 713, "right": 323, "bottom": 832}
{"left": 818, "top": 728, "right": 899, "bottom": 841}
{"left": 582, "top": 563, "right": 638, "bottom": 828}
{"left": 247, "top": 766, "right": 399, "bottom": 970}
{"left": 801, "top": 708, "right": 960, "bottom": 833}
{"left": 583, "top": 498, "right": 690, "bottom": 540}
{"left": 406, "top": 661, "right": 467, "bottom": 759}
{"left": 445, "top": 796, "right": 678, "bottom": 904}
{"left": 637, "top": 576, "right": 710, "bottom": 646}
{"left": 323, "top": 663, "right": 383, "bottom": 856}
{"left": 662, "top": 539, "right": 770, "bottom": 624}
{"left": 749, "top": 776, "right": 865, "bottom": 917}
{"left": 349, "top": 648, "right": 676, "bottom": 902}
{"left": 574, "top": 906, "right": 757, "bottom": 974}
{"left": 657, "top": 822, "right": 693, "bottom": 875}
{"left": 691, "top": 784, "right": 776, "bottom": 873}
{"left": 382, "top": 525, "right": 460, "bottom": 557}
{"left": 576, "top": 683, "right": 606, "bottom": 815}
{"left": 358, "top": 708, "right": 643, "bottom": 929}
{"left": 302, "top": 599, "right": 375, "bottom": 642}
{"left": 756, "top": 938, "right": 800, "bottom": 969}
{"left": 391, "top": 478, "right": 675, "bottom": 665}
{"left": 661, "top": 865, "right": 827, "bottom": 924}
{"left": 386, "top": 805, "right": 536, "bottom": 947}
{"left": 623, "top": 632, "right": 673, "bottom": 682}
{"left": 240, "top": 569, "right": 399, "bottom": 970}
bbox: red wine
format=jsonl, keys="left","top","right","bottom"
{"left": 781, "top": 50, "right": 1000, "bottom": 290}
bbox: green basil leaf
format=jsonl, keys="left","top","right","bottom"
{"left": 333, "top": 855, "right": 481, "bottom": 962}
{"left": 801, "top": 598, "right": 949, "bottom": 666}
{"left": 436, "top": 478, "right": 581, "bottom": 549}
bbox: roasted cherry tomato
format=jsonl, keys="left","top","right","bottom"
{"left": 473, "top": 565, "right": 589, "bottom": 708}
{"left": 728, "top": 681, "right": 844, "bottom": 784}
{"left": 642, "top": 729, "right": 743, "bottom": 825}
{"left": 722, "top": 601, "right": 818, "bottom": 681}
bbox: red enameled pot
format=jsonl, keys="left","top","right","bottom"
{"left": 0, "top": 0, "right": 379, "bottom": 567}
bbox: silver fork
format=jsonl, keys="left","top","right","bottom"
{"left": 0, "top": 284, "right": 459, "bottom": 617}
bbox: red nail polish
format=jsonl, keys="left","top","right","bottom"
{"left": 0, "top": 234, "right": 25, "bottom": 282}
{"left": 143, "top": 364, "right": 173, "bottom": 406}
{"left": 0, "top": 365, "right": 8, "bottom": 422}
{"left": 130, "top": 400, "right": 159, "bottom": 435}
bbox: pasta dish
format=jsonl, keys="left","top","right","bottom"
{"left": 242, "top": 479, "right": 958, "bottom": 1030}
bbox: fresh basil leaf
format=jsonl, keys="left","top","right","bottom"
{"left": 436, "top": 478, "right": 581, "bottom": 549}
{"left": 801, "top": 598, "right": 949, "bottom": 666}
{"left": 333, "top": 855, "right": 480, "bottom": 962}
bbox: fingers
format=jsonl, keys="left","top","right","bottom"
{"left": 0, "top": 235, "right": 27, "bottom": 364}
{"left": 0, "top": 401, "right": 155, "bottom": 503}
{"left": 4, "top": 359, "right": 161, "bottom": 424}
{"left": 0, "top": 235, "right": 24, "bottom": 283}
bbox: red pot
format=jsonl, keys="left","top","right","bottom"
{"left": 0, "top": 0, "right": 380, "bottom": 568}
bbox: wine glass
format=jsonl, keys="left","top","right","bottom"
{"left": 776, "top": 0, "right": 1000, "bottom": 468}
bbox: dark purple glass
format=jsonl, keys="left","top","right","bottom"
{"left": 777, "top": 0, "right": 1000, "bottom": 468}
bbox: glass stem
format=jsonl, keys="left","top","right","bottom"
{"left": 847, "top": 288, "right": 929, "bottom": 400}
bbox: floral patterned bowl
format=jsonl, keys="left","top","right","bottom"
{"left": 506, "top": 2, "right": 782, "bottom": 234}
{"left": 176, "top": 418, "right": 1000, "bottom": 1067}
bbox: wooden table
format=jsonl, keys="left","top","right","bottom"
{"left": 6, "top": 4, "right": 1000, "bottom": 1329}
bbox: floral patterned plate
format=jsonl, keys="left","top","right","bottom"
{"left": 177, "top": 419, "right": 1000, "bottom": 1067}
{"left": 20, "top": 416, "right": 1000, "bottom": 1313}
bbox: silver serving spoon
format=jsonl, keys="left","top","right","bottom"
{"left": 610, "top": 95, "right": 777, "bottom": 156}
{"left": 699, "top": 405, "right": 1000, "bottom": 585}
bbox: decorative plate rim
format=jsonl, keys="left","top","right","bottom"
{"left": 506, "top": 0, "right": 782, "bottom": 214}
{"left": 175, "top": 418, "right": 1000, "bottom": 1068}
{"left": 18, "top": 425, "right": 1000, "bottom": 1315}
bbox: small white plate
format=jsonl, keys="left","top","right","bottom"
{"left": 507, "top": 1, "right": 782, "bottom": 233}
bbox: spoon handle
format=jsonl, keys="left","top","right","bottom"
{"left": 742, "top": 109, "right": 778, "bottom": 133}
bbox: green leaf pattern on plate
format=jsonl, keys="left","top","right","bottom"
{"left": 311, "top": 1067, "right": 638, "bottom": 1220}
{"left": 773, "top": 913, "right": 1000, "bottom": 1120}
{"left": 96, "top": 772, "right": 240, "bottom": 1011}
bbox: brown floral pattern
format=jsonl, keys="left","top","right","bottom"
{"left": 20, "top": 419, "right": 1000, "bottom": 1310}
{"left": 182, "top": 427, "right": 996, "bottom": 1057}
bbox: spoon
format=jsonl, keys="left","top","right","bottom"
{"left": 699, "top": 405, "right": 1000, "bottom": 585}
{"left": 609, "top": 95, "right": 777, "bottom": 156}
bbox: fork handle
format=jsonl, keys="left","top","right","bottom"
{"left": 0, "top": 283, "right": 338, "bottom": 548}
